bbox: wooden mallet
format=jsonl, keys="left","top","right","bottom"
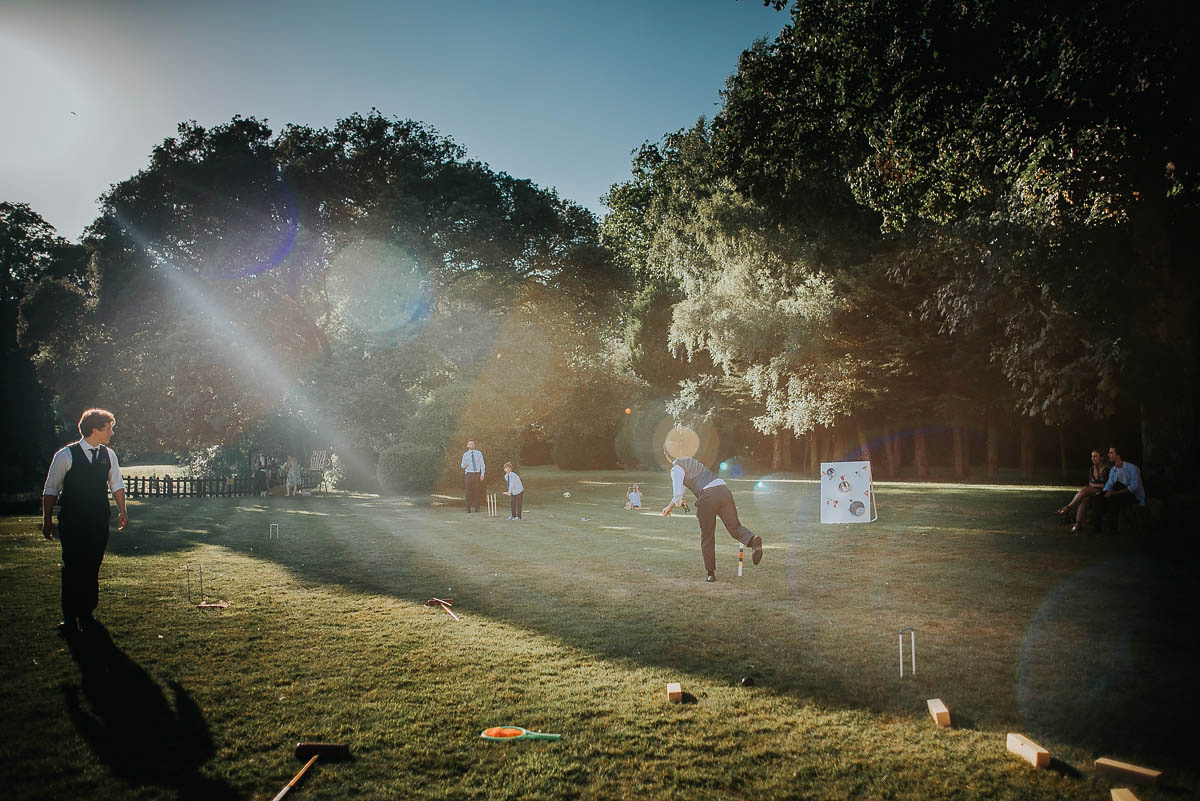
{"left": 270, "top": 743, "right": 350, "bottom": 801}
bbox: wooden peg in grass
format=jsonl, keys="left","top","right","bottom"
{"left": 926, "top": 698, "right": 950, "bottom": 727}
{"left": 1095, "top": 757, "right": 1161, "bottom": 785}
{"left": 1005, "top": 733, "right": 1049, "bottom": 768}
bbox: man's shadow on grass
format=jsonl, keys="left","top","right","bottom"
{"left": 62, "top": 622, "right": 237, "bottom": 801}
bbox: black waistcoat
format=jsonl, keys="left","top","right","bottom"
{"left": 676, "top": 457, "right": 718, "bottom": 497}
{"left": 59, "top": 443, "right": 111, "bottom": 527}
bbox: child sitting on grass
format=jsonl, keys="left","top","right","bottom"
{"left": 625, "top": 483, "right": 643, "bottom": 510}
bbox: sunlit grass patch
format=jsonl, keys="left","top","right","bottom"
{"left": 1, "top": 470, "right": 1196, "bottom": 800}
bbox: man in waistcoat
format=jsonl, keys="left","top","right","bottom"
{"left": 460, "top": 439, "right": 486, "bottom": 512}
{"left": 42, "top": 408, "right": 129, "bottom": 634}
{"left": 662, "top": 455, "right": 763, "bottom": 582}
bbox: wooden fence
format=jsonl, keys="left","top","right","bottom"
{"left": 123, "top": 473, "right": 322, "bottom": 498}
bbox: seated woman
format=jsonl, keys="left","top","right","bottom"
{"left": 1056, "top": 449, "right": 1110, "bottom": 532}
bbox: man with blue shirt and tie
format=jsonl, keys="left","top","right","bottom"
{"left": 41, "top": 408, "right": 129, "bottom": 634}
{"left": 460, "top": 439, "right": 485, "bottom": 512}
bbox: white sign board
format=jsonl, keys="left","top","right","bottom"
{"left": 820, "top": 461, "right": 876, "bottom": 524}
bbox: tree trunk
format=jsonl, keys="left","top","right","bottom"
{"left": 856, "top": 424, "right": 872, "bottom": 466}
{"left": 1019, "top": 419, "right": 1035, "bottom": 481}
{"left": 952, "top": 425, "right": 967, "bottom": 480}
{"left": 772, "top": 428, "right": 793, "bottom": 471}
{"left": 887, "top": 426, "right": 901, "bottom": 478}
{"left": 913, "top": 427, "right": 930, "bottom": 479}
{"left": 1128, "top": 153, "right": 1198, "bottom": 494}
{"left": 986, "top": 421, "right": 1000, "bottom": 480}
{"left": 1058, "top": 426, "right": 1069, "bottom": 480}
{"left": 1141, "top": 390, "right": 1196, "bottom": 495}
{"left": 831, "top": 426, "right": 847, "bottom": 463}
{"left": 875, "top": 426, "right": 894, "bottom": 478}
{"left": 809, "top": 428, "right": 824, "bottom": 473}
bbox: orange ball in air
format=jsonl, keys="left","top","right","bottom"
{"left": 624, "top": 408, "right": 632, "bottom": 415}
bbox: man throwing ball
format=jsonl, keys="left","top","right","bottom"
{"left": 662, "top": 456, "right": 762, "bottom": 582}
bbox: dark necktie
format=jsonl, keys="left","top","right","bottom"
{"left": 90, "top": 448, "right": 99, "bottom": 463}
{"left": 470, "top": 451, "right": 478, "bottom": 472}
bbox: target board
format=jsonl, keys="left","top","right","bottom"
{"left": 820, "top": 461, "right": 877, "bottom": 524}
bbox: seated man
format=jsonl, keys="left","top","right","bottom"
{"left": 1097, "top": 445, "right": 1146, "bottom": 531}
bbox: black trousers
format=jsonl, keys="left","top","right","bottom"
{"left": 510, "top": 492, "right": 524, "bottom": 519}
{"left": 695, "top": 484, "right": 755, "bottom": 573}
{"left": 464, "top": 472, "right": 483, "bottom": 511}
{"left": 59, "top": 520, "right": 110, "bottom": 617}
{"left": 1096, "top": 491, "right": 1138, "bottom": 531}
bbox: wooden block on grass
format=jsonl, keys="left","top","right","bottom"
{"left": 666, "top": 682, "right": 682, "bottom": 702}
{"left": 1095, "top": 757, "right": 1162, "bottom": 785}
{"left": 926, "top": 698, "right": 950, "bottom": 727}
{"left": 1006, "top": 733, "right": 1049, "bottom": 768}
{"left": 1111, "top": 789, "right": 1140, "bottom": 801}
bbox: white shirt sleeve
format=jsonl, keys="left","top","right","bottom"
{"left": 106, "top": 447, "right": 125, "bottom": 493}
{"left": 43, "top": 447, "right": 73, "bottom": 497}
{"left": 671, "top": 464, "right": 685, "bottom": 504}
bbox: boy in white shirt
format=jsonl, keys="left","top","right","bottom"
{"left": 503, "top": 462, "right": 524, "bottom": 520}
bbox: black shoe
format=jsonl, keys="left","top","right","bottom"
{"left": 706, "top": 572, "right": 716, "bottom": 582}
{"left": 750, "top": 536, "right": 763, "bottom": 565}
{"left": 57, "top": 617, "right": 79, "bottom": 636}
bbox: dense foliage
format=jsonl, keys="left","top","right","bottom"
{"left": 604, "top": 0, "right": 1198, "bottom": 487}
{"left": 13, "top": 114, "right": 631, "bottom": 492}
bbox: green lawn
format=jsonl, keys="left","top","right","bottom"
{"left": 2, "top": 467, "right": 1196, "bottom": 800}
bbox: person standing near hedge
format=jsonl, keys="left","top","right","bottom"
{"left": 460, "top": 439, "right": 485, "bottom": 512}
{"left": 41, "top": 408, "right": 128, "bottom": 634}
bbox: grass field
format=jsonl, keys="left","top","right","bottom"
{"left": 2, "top": 467, "right": 1197, "bottom": 800}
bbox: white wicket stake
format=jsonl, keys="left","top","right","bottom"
{"left": 899, "top": 627, "right": 916, "bottom": 677}
{"left": 738, "top": 546, "right": 744, "bottom": 576}
{"left": 269, "top": 523, "right": 279, "bottom": 540}
{"left": 487, "top": 493, "right": 498, "bottom": 517}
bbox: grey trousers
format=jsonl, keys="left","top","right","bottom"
{"left": 464, "top": 472, "right": 483, "bottom": 511}
{"left": 695, "top": 484, "right": 755, "bottom": 573}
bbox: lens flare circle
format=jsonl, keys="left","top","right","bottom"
{"left": 328, "top": 240, "right": 430, "bottom": 335}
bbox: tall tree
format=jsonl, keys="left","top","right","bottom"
{"left": 18, "top": 112, "right": 627, "bottom": 483}
{"left": 725, "top": 0, "right": 1199, "bottom": 488}
{"left": 3, "top": 203, "right": 88, "bottom": 488}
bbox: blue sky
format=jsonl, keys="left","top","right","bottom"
{"left": 1, "top": 0, "right": 789, "bottom": 240}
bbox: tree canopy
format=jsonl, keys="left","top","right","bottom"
{"left": 15, "top": 112, "right": 631, "bottom": 487}
{"left": 603, "top": 0, "right": 1197, "bottom": 486}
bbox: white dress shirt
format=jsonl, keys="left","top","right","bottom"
{"left": 460, "top": 448, "right": 485, "bottom": 475}
{"left": 43, "top": 438, "right": 125, "bottom": 497}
